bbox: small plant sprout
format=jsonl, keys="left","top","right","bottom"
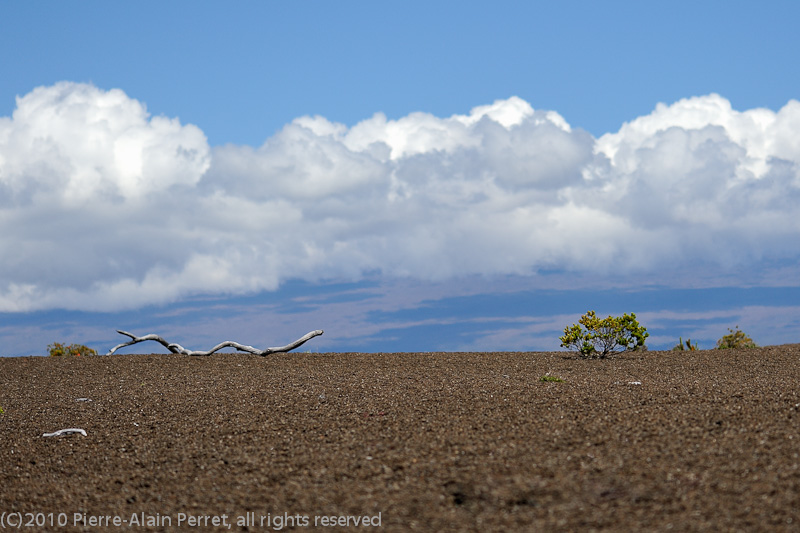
{"left": 716, "top": 326, "right": 758, "bottom": 349}
{"left": 672, "top": 337, "right": 698, "bottom": 351}
{"left": 0, "top": 406, "right": 4, "bottom": 415}
{"left": 540, "top": 375, "right": 565, "bottom": 383}
{"left": 559, "top": 310, "right": 649, "bottom": 358}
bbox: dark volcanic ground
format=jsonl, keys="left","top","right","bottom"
{"left": 1, "top": 347, "right": 799, "bottom": 532}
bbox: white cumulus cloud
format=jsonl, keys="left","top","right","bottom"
{"left": 0, "top": 82, "right": 210, "bottom": 204}
{"left": 0, "top": 83, "right": 798, "bottom": 312}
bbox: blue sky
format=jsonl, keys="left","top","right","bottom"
{"left": 1, "top": 1, "right": 799, "bottom": 356}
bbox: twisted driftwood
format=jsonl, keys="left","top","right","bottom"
{"left": 107, "top": 329, "right": 323, "bottom": 356}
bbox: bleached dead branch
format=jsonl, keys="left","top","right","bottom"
{"left": 107, "top": 329, "right": 323, "bottom": 356}
{"left": 42, "top": 428, "right": 87, "bottom": 437}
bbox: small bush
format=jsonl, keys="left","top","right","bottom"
{"left": 672, "top": 337, "right": 698, "bottom": 351}
{"left": 716, "top": 326, "right": 757, "bottom": 349}
{"left": 0, "top": 406, "right": 4, "bottom": 415}
{"left": 47, "top": 342, "right": 98, "bottom": 357}
{"left": 560, "top": 310, "right": 649, "bottom": 358}
{"left": 540, "top": 375, "right": 565, "bottom": 383}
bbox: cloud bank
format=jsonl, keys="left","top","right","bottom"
{"left": 1, "top": 82, "right": 798, "bottom": 311}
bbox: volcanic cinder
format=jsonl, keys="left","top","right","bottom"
{"left": 1, "top": 346, "right": 799, "bottom": 531}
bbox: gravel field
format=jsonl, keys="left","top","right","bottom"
{"left": 1, "top": 346, "right": 799, "bottom": 532}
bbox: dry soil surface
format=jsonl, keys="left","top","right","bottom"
{"left": 1, "top": 347, "right": 800, "bottom": 532}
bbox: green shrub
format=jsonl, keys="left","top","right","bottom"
{"left": 672, "top": 337, "right": 698, "bottom": 351}
{"left": 47, "top": 342, "right": 98, "bottom": 357}
{"left": 560, "top": 310, "right": 649, "bottom": 358}
{"left": 716, "top": 326, "right": 757, "bottom": 349}
{"left": 540, "top": 375, "right": 565, "bottom": 383}
{"left": 0, "top": 406, "right": 4, "bottom": 415}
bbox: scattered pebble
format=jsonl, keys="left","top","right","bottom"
{"left": 75, "top": 398, "right": 92, "bottom": 402}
